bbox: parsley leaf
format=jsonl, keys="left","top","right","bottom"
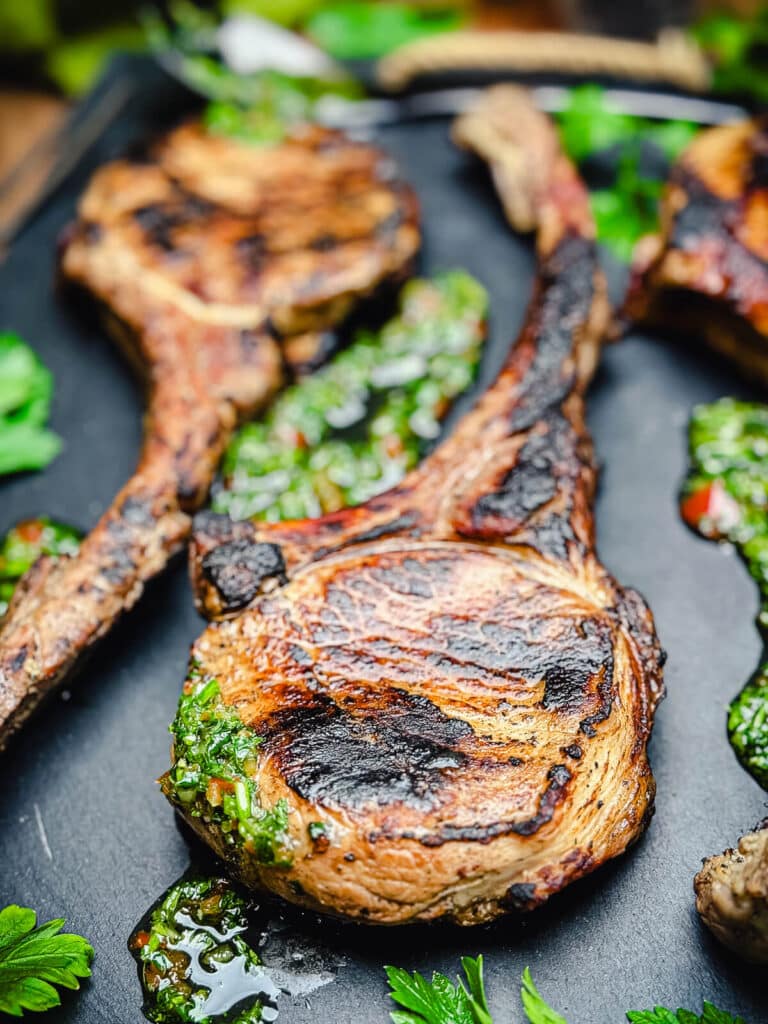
{"left": 691, "top": 11, "right": 768, "bottom": 103}
{"left": 305, "top": 2, "right": 462, "bottom": 61}
{"left": 521, "top": 967, "right": 568, "bottom": 1024}
{"left": 0, "top": 905, "right": 93, "bottom": 1016}
{"left": 555, "top": 86, "right": 698, "bottom": 262}
{"left": 385, "top": 956, "right": 491, "bottom": 1024}
{"left": 386, "top": 960, "right": 750, "bottom": 1024}
{"left": 0, "top": 333, "right": 61, "bottom": 476}
{"left": 626, "top": 1005, "right": 748, "bottom": 1024}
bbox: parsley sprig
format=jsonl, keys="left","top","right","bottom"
{"left": 386, "top": 957, "right": 748, "bottom": 1024}
{"left": 626, "top": 1010, "right": 747, "bottom": 1024}
{"left": 0, "top": 333, "right": 61, "bottom": 477}
{"left": 555, "top": 86, "right": 698, "bottom": 262}
{"left": 386, "top": 956, "right": 492, "bottom": 1024}
{"left": 0, "top": 905, "right": 93, "bottom": 1017}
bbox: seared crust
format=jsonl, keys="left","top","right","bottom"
{"left": 0, "top": 122, "right": 420, "bottom": 747}
{"left": 177, "top": 88, "right": 664, "bottom": 925}
{"left": 624, "top": 117, "right": 768, "bottom": 383}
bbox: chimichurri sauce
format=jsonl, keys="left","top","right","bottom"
{"left": 681, "top": 398, "right": 768, "bottom": 789}
{"left": 0, "top": 516, "right": 81, "bottom": 617}
{"left": 129, "top": 877, "right": 279, "bottom": 1024}
{"left": 164, "top": 670, "right": 292, "bottom": 868}
{"left": 212, "top": 271, "right": 487, "bottom": 522}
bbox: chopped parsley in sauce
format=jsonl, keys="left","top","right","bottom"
{"left": 212, "top": 271, "right": 487, "bottom": 522}
{"left": 164, "top": 668, "right": 292, "bottom": 867}
{"left": 129, "top": 877, "right": 278, "bottom": 1024}
{"left": 0, "top": 516, "right": 81, "bottom": 617}
{"left": 682, "top": 398, "right": 768, "bottom": 788}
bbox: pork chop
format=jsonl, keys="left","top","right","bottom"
{"left": 624, "top": 116, "right": 768, "bottom": 383}
{"left": 163, "top": 87, "right": 664, "bottom": 926}
{"left": 0, "top": 120, "right": 419, "bottom": 747}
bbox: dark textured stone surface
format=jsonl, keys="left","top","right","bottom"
{"left": 0, "top": 55, "right": 765, "bottom": 1023}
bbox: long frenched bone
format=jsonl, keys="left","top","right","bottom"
{"left": 0, "top": 122, "right": 419, "bottom": 747}
{"left": 179, "top": 87, "right": 665, "bottom": 926}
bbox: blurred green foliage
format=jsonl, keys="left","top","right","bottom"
{"left": 1, "top": 0, "right": 465, "bottom": 95}
{"left": 221, "top": 0, "right": 324, "bottom": 26}
{"left": 556, "top": 85, "right": 698, "bottom": 262}
{"left": 691, "top": 8, "right": 768, "bottom": 102}
{"left": 45, "top": 25, "right": 145, "bottom": 95}
{"left": 0, "top": 0, "right": 57, "bottom": 50}
{"left": 305, "top": 2, "right": 463, "bottom": 60}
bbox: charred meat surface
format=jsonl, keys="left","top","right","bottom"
{"left": 625, "top": 117, "right": 768, "bottom": 384}
{"left": 166, "top": 86, "right": 664, "bottom": 927}
{"left": 695, "top": 825, "right": 768, "bottom": 964}
{"left": 0, "top": 121, "right": 419, "bottom": 748}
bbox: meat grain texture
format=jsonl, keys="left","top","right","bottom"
{"left": 0, "top": 121, "right": 419, "bottom": 746}
{"left": 175, "top": 87, "right": 665, "bottom": 925}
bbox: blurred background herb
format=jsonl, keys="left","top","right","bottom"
{"left": 2, "top": 2, "right": 767, "bottom": 98}
{"left": 555, "top": 85, "right": 699, "bottom": 261}
{"left": 2, "top": 1, "right": 768, "bottom": 265}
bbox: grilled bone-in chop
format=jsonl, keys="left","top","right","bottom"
{"left": 173, "top": 86, "right": 664, "bottom": 926}
{"left": 0, "top": 122, "right": 419, "bottom": 748}
{"left": 625, "top": 117, "right": 768, "bottom": 383}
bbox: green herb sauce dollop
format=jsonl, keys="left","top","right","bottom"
{"left": 165, "top": 668, "right": 292, "bottom": 867}
{"left": 213, "top": 270, "right": 487, "bottom": 522}
{"left": 0, "top": 516, "right": 82, "bottom": 617}
{"left": 129, "top": 876, "right": 278, "bottom": 1024}
{"left": 682, "top": 398, "right": 768, "bottom": 789}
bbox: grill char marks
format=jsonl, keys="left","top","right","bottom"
{"left": 0, "top": 120, "right": 420, "bottom": 748}
{"left": 178, "top": 86, "right": 664, "bottom": 926}
{"left": 625, "top": 116, "right": 768, "bottom": 382}
{"left": 267, "top": 689, "right": 470, "bottom": 812}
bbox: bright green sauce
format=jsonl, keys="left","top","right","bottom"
{"left": 682, "top": 398, "right": 768, "bottom": 789}
{"left": 129, "top": 877, "right": 278, "bottom": 1024}
{"left": 0, "top": 516, "right": 81, "bottom": 617}
{"left": 165, "top": 667, "right": 292, "bottom": 867}
{"left": 213, "top": 271, "right": 488, "bottom": 522}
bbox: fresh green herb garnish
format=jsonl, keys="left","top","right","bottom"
{"left": 0, "top": 333, "right": 61, "bottom": 477}
{"left": 0, "top": 518, "right": 82, "bottom": 618}
{"left": 201, "top": 69, "right": 362, "bottom": 145}
{"left": 386, "top": 955, "right": 492, "bottom": 1024}
{"left": 165, "top": 668, "right": 292, "bottom": 866}
{"left": 520, "top": 967, "right": 567, "bottom": 1024}
{"left": 626, "top": 1010, "right": 747, "bottom": 1024}
{"left": 691, "top": 9, "right": 768, "bottom": 103}
{"left": 214, "top": 271, "right": 487, "bottom": 522}
{"left": 129, "top": 877, "right": 278, "bottom": 1024}
{"left": 386, "top": 960, "right": 748, "bottom": 1024}
{"left": 555, "top": 86, "right": 698, "bottom": 262}
{"left": 305, "top": 1, "right": 463, "bottom": 61}
{"left": 144, "top": 2, "right": 361, "bottom": 146}
{"left": 682, "top": 398, "right": 768, "bottom": 790}
{"left": 0, "top": 904, "right": 93, "bottom": 1017}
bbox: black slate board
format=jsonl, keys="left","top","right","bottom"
{"left": 0, "top": 56, "right": 766, "bottom": 1023}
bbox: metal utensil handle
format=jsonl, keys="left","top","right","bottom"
{"left": 315, "top": 85, "right": 747, "bottom": 131}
